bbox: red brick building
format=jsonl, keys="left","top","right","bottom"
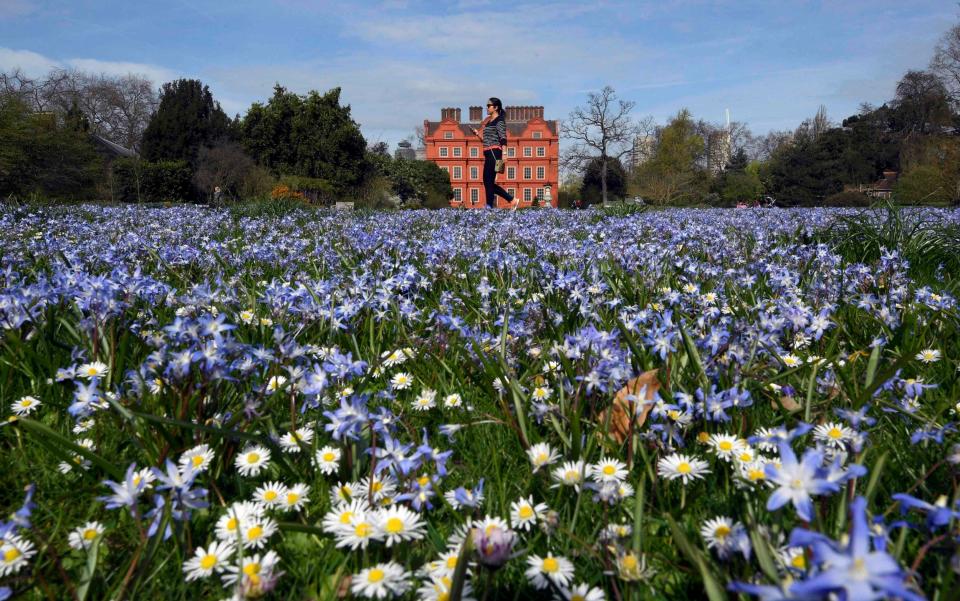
{"left": 423, "top": 105, "right": 559, "bottom": 208}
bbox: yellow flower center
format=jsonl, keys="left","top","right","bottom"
{"left": 355, "top": 522, "right": 372, "bottom": 537}
{"left": 714, "top": 525, "right": 731, "bottom": 538}
{"left": 748, "top": 469, "right": 765, "bottom": 481}
{"left": 602, "top": 465, "right": 616, "bottom": 476}
{"left": 677, "top": 462, "right": 691, "bottom": 474}
{"left": 371, "top": 481, "right": 383, "bottom": 493}
{"left": 791, "top": 554, "right": 806, "bottom": 569}
{"left": 368, "top": 568, "right": 385, "bottom": 583}
{"left": 286, "top": 493, "right": 299, "bottom": 505}
{"left": 339, "top": 511, "right": 354, "bottom": 524}
{"left": 192, "top": 455, "right": 204, "bottom": 467}
{"left": 322, "top": 452, "right": 335, "bottom": 462}
{"left": 828, "top": 427, "right": 843, "bottom": 439}
{"left": 246, "top": 526, "right": 263, "bottom": 540}
{"left": 418, "top": 475, "right": 430, "bottom": 486}
{"left": 264, "top": 490, "right": 277, "bottom": 501}
{"left": 565, "top": 470, "right": 580, "bottom": 481}
{"left": 718, "top": 441, "right": 733, "bottom": 451}
{"left": 4, "top": 548, "right": 21, "bottom": 563}
{"left": 385, "top": 517, "right": 404, "bottom": 534}
{"left": 243, "top": 562, "right": 261, "bottom": 576}
{"left": 518, "top": 505, "right": 534, "bottom": 519}
{"left": 200, "top": 554, "right": 217, "bottom": 570}
{"left": 83, "top": 528, "right": 98, "bottom": 540}
{"left": 226, "top": 517, "right": 238, "bottom": 531}
{"left": 445, "top": 556, "right": 458, "bottom": 569}
{"left": 536, "top": 452, "right": 548, "bottom": 464}
{"left": 246, "top": 452, "right": 260, "bottom": 464}
{"left": 621, "top": 554, "right": 638, "bottom": 570}
{"left": 542, "top": 557, "right": 559, "bottom": 573}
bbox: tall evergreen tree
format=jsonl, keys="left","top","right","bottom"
{"left": 140, "top": 79, "right": 231, "bottom": 165}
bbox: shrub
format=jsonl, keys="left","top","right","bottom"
{"left": 277, "top": 175, "right": 336, "bottom": 205}
{"left": 270, "top": 184, "right": 306, "bottom": 201}
{"left": 111, "top": 158, "right": 193, "bottom": 202}
{"left": 823, "top": 190, "right": 872, "bottom": 207}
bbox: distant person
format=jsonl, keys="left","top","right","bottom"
{"left": 470, "top": 97, "right": 517, "bottom": 210}
{"left": 212, "top": 186, "right": 224, "bottom": 206}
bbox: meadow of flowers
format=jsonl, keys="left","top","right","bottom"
{"left": 0, "top": 204, "right": 958, "bottom": 600}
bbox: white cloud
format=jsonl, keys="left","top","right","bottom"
{"left": 0, "top": 46, "right": 60, "bottom": 74}
{"left": 0, "top": 46, "right": 179, "bottom": 84}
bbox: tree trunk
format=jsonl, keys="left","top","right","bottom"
{"left": 600, "top": 154, "right": 608, "bottom": 204}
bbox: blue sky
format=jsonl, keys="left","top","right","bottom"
{"left": 0, "top": 0, "right": 955, "bottom": 149}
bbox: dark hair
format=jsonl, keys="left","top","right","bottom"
{"left": 488, "top": 97, "right": 504, "bottom": 116}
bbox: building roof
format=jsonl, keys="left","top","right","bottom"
{"left": 871, "top": 170, "right": 898, "bottom": 192}
{"left": 91, "top": 134, "right": 138, "bottom": 158}
{"left": 424, "top": 120, "right": 559, "bottom": 139}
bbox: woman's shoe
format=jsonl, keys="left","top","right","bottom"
{"left": 509, "top": 197, "right": 519, "bottom": 212}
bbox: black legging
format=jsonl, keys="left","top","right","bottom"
{"left": 483, "top": 148, "right": 512, "bottom": 208}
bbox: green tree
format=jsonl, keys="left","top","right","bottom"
{"left": 241, "top": 85, "right": 368, "bottom": 192}
{"left": 368, "top": 151, "right": 452, "bottom": 207}
{"left": 891, "top": 70, "right": 953, "bottom": 135}
{"left": 0, "top": 96, "right": 101, "bottom": 199}
{"left": 140, "top": 79, "right": 232, "bottom": 166}
{"left": 580, "top": 156, "right": 626, "bottom": 204}
{"left": 635, "top": 109, "right": 705, "bottom": 204}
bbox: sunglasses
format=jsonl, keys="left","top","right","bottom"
{"left": 486, "top": 104, "right": 495, "bottom": 107}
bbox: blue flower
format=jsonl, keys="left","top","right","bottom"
{"left": 765, "top": 442, "right": 840, "bottom": 522}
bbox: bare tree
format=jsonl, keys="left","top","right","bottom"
{"left": 0, "top": 68, "right": 157, "bottom": 150}
{"left": 413, "top": 125, "right": 425, "bottom": 148}
{"left": 562, "top": 86, "right": 648, "bottom": 204}
{"left": 748, "top": 129, "right": 794, "bottom": 161}
{"left": 931, "top": 22, "right": 960, "bottom": 103}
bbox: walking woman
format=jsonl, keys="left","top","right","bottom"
{"left": 471, "top": 97, "right": 517, "bottom": 209}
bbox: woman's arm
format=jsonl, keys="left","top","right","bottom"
{"left": 497, "top": 119, "right": 507, "bottom": 147}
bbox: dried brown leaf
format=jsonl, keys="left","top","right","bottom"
{"left": 599, "top": 369, "right": 660, "bottom": 445}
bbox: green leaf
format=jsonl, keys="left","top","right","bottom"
{"left": 18, "top": 418, "right": 123, "bottom": 480}
{"left": 76, "top": 536, "right": 100, "bottom": 601}
{"left": 665, "top": 515, "right": 727, "bottom": 601}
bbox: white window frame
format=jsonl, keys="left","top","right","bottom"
{"left": 536, "top": 187, "right": 543, "bottom": 199}
{"left": 470, "top": 147, "right": 479, "bottom": 157}
{"left": 439, "top": 147, "right": 448, "bottom": 157}
{"left": 507, "top": 147, "right": 516, "bottom": 158}
{"left": 453, "top": 188, "right": 462, "bottom": 201}
{"left": 507, "top": 167, "right": 516, "bottom": 179}
{"left": 536, "top": 146, "right": 545, "bottom": 157}
{"left": 453, "top": 166, "right": 462, "bottom": 180}
{"left": 444, "top": 131, "right": 454, "bottom": 140}
{"left": 453, "top": 147, "right": 462, "bottom": 157}
{"left": 537, "top": 166, "right": 545, "bottom": 179}
{"left": 470, "top": 188, "right": 479, "bottom": 203}
{"left": 523, "top": 188, "right": 532, "bottom": 201}
{"left": 523, "top": 147, "right": 532, "bottom": 157}
{"left": 470, "top": 166, "right": 479, "bottom": 180}
{"left": 523, "top": 167, "right": 532, "bottom": 180}
{"left": 507, "top": 187, "right": 515, "bottom": 196}
{"left": 533, "top": 131, "right": 542, "bottom": 139}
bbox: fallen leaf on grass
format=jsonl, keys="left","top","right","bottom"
{"left": 598, "top": 369, "right": 660, "bottom": 445}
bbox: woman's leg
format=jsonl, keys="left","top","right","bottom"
{"left": 483, "top": 152, "right": 497, "bottom": 208}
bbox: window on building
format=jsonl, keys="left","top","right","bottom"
{"left": 439, "top": 147, "right": 448, "bottom": 157}
{"left": 537, "top": 166, "right": 545, "bottom": 179}
{"left": 470, "top": 188, "right": 479, "bottom": 203}
{"left": 453, "top": 166, "right": 462, "bottom": 179}
{"left": 523, "top": 167, "right": 532, "bottom": 180}
{"left": 507, "top": 147, "right": 516, "bottom": 157}
{"left": 453, "top": 147, "right": 462, "bottom": 157}
{"left": 444, "top": 131, "right": 454, "bottom": 139}
{"left": 507, "top": 167, "right": 516, "bottom": 179}
{"left": 523, "top": 147, "right": 532, "bottom": 157}
{"left": 536, "top": 187, "right": 543, "bottom": 199}
{"left": 533, "top": 131, "right": 542, "bottom": 139}
{"left": 470, "top": 147, "right": 478, "bottom": 157}
{"left": 523, "top": 188, "right": 532, "bottom": 201}
{"left": 470, "top": 166, "right": 479, "bottom": 180}
{"left": 507, "top": 188, "right": 515, "bottom": 196}
{"left": 453, "top": 188, "right": 462, "bottom": 201}
{"left": 536, "top": 147, "right": 545, "bottom": 157}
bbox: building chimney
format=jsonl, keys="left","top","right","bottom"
{"left": 469, "top": 106, "right": 482, "bottom": 122}
{"left": 455, "top": 108, "right": 461, "bottom": 122}
{"left": 441, "top": 107, "right": 461, "bottom": 121}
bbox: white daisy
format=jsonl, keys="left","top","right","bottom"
{"left": 531, "top": 386, "right": 552, "bottom": 401}
{"left": 657, "top": 453, "right": 711, "bottom": 485}
{"left": 281, "top": 483, "right": 310, "bottom": 511}
{"left": 708, "top": 434, "right": 746, "bottom": 462}
{"left": 322, "top": 499, "right": 370, "bottom": 535}
{"left": 374, "top": 505, "right": 426, "bottom": 547}
{"left": 813, "top": 422, "right": 853, "bottom": 448}
{"left": 562, "top": 583, "right": 606, "bottom": 601}
{"left": 182, "top": 540, "right": 233, "bottom": 581}
{"left": 551, "top": 460, "right": 586, "bottom": 490}
{"left": 443, "top": 393, "right": 463, "bottom": 409}
{"left": 78, "top": 361, "right": 108, "bottom": 379}
{"left": 215, "top": 501, "right": 263, "bottom": 542}
{"left": 381, "top": 349, "right": 409, "bottom": 368}
{"left": 253, "top": 481, "right": 289, "bottom": 508}
{"left": 589, "top": 457, "right": 628, "bottom": 483}
{"left": 265, "top": 375, "right": 287, "bottom": 394}
{"left": 780, "top": 354, "right": 801, "bottom": 368}
{"left": 510, "top": 496, "right": 548, "bottom": 531}
{"left": 315, "top": 446, "right": 342, "bottom": 475}
{"left": 235, "top": 445, "right": 271, "bottom": 477}
{"left": 390, "top": 372, "right": 414, "bottom": 390}
{"left": 11, "top": 395, "right": 41, "bottom": 416}
{"left": 412, "top": 389, "right": 437, "bottom": 411}
{"left": 0, "top": 535, "right": 36, "bottom": 577}
{"left": 67, "top": 521, "right": 105, "bottom": 551}
{"left": 279, "top": 427, "right": 314, "bottom": 453}
{"left": 351, "top": 561, "right": 411, "bottom": 599}
{"left": 220, "top": 550, "right": 280, "bottom": 587}
{"left": 699, "top": 516, "right": 739, "bottom": 551}
{"left": 335, "top": 513, "right": 381, "bottom": 550}
{"left": 527, "top": 442, "right": 561, "bottom": 473}
{"left": 525, "top": 553, "right": 574, "bottom": 590}
{"left": 916, "top": 349, "right": 941, "bottom": 363}
{"left": 240, "top": 517, "right": 278, "bottom": 549}
{"left": 179, "top": 443, "right": 215, "bottom": 474}
{"left": 329, "top": 480, "right": 358, "bottom": 505}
